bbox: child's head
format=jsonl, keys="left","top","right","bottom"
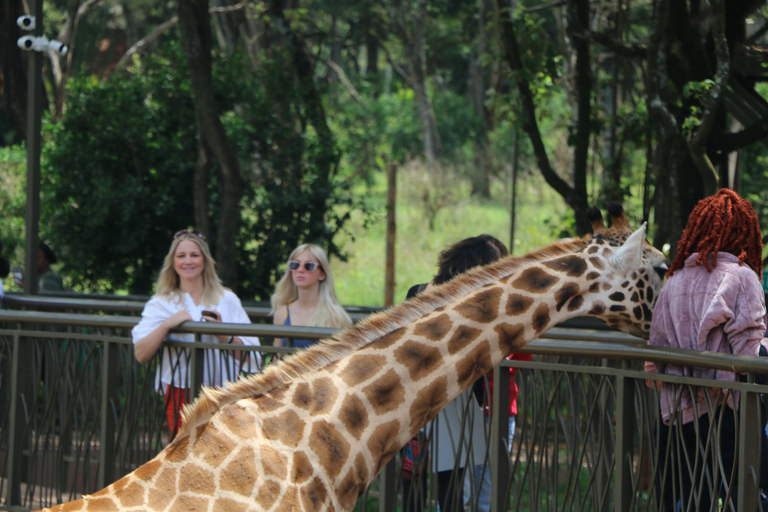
{"left": 669, "top": 188, "right": 763, "bottom": 278}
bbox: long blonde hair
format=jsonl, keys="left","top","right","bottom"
{"left": 270, "top": 244, "right": 352, "bottom": 328}
{"left": 154, "top": 232, "right": 226, "bottom": 307}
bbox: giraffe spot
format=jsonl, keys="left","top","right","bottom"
{"left": 533, "top": 303, "right": 551, "bottom": 334}
{"left": 609, "top": 292, "right": 625, "bottom": 302}
{"left": 179, "top": 462, "right": 215, "bottom": 494}
{"left": 586, "top": 271, "right": 600, "bottom": 280}
{"left": 455, "top": 341, "right": 492, "bottom": 389}
{"left": 213, "top": 498, "right": 250, "bottom": 512}
{"left": 255, "top": 480, "right": 283, "bottom": 509}
{"left": 367, "top": 420, "right": 402, "bottom": 474}
{"left": 309, "top": 421, "right": 351, "bottom": 480}
{"left": 261, "top": 445, "right": 289, "bottom": 480}
{"left": 340, "top": 393, "right": 370, "bottom": 440}
{"left": 373, "top": 327, "right": 407, "bottom": 349}
{"left": 108, "top": 475, "right": 129, "bottom": 493}
{"left": 164, "top": 435, "right": 190, "bottom": 464}
{"left": 275, "top": 486, "right": 300, "bottom": 510}
{"left": 325, "top": 360, "right": 341, "bottom": 373}
{"left": 394, "top": 340, "right": 444, "bottom": 381}
{"left": 643, "top": 303, "right": 653, "bottom": 321}
{"left": 222, "top": 403, "right": 260, "bottom": 440}
{"left": 511, "top": 268, "right": 559, "bottom": 293}
{"left": 588, "top": 246, "right": 599, "bottom": 254}
{"left": 413, "top": 313, "right": 454, "bottom": 341}
{"left": 543, "top": 255, "right": 588, "bottom": 277}
{"left": 300, "top": 477, "right": 329, "bottom": 512}
{"left": 590, "top": 302, "right": 606, "bottom": 315}
{"left": 602, "top": 283, "right": 612, "bottom": 291}
{"left": 263, "top": 409, "right": 306, "bottom": 447}
{"left": 270, "top": 383, "right": 291, "bottom": 401}
{"left": 58, "top": 499, "right": 86, "bottom": 512}
{"left": 454, "top": 287, "right": 504, "bottom": 323}
{"left": 506, "top": 294, "right": 534, "bottom": 316}
{"left": 252, "top": 393, "right": 285, "bottom": 413}
{"left": 170, "top": 495, "right": 210, "bottom": 511}
{"left": 620, "top": 280, "right": 630, "bottom": 288}
{"left": 589, "top": 282, "right": 600, "bottom": 293}
{"left": 82, "top": 497, "right": 119, "bottom": 511}
{"left": 338, "top": 453, "right": 371, "bottom": 511}
{"left": 555, "top": 282, "right": 580, "bottom": 312}
{"left": 495, "top": 322, "right": 527, "bottom": 355}
{"left": 447, "top": 324, "right": 483, "bottom": 355}
{"left": 147, "top": 467, "right": 176, "bottom": 509}
{"left": 638, "top": 288, "right": 645, "bottom": 301}
{"left": 409, "top": 376, "right": 449, "bottom": 429}
{"left": 221, "top": 447, "right": 258, "bottom": 497}
{"left": 567, "top": 295, "right": 584, "bottom": 312}
{"left": 362, "top": 369, "right": 406, "bottom": 414}
{"left": 339, "top": 354, "right": 387, "bottom": 387}
{"left": 114, "top": 481, "right": 145, "bottom": 509}
{"left": 647, "top": 285, "right": 655, "bottom": 303}
{"left": 291, "top": 451, "right": 314, "bottom": 484}
{"left": 633, "top": 305, "right": 643, "bottom": 320}
{"left": 193, "top": 422, "right": 239, "bottom": 468}
{"left": 610, "top": 305, "right": 627, "bottom": 312}
{"left": 292, "top": 377, "right": 339, "bottom": 416}
{"left": 588, "top": 257, "right": 606, "bottom": 270}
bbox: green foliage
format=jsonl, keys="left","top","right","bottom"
{"left": 0, "top": 145, "right": 27, "bottom": 281}
{"left": 41, "top": 49, "right": 197, "bottom": 293}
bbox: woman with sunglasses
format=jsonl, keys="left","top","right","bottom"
{"left": 132, "top": 229, "right": 261, "bottom": 437}
{"left": 270, "top": 243, "right": 352, "bottom": 350}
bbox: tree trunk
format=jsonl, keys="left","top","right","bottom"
{"left": 177, "top": 0, "right": 242, "bottom": 290}
{"left": 495, "top": 0, "right": 590, "bottom": 235}
{"left": 1, "top": 0, "right": 30, "bottom": 138}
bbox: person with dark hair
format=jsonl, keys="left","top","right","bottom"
{"left": 647, "top": 189, "right": 768, "bottom": 511}
{"left": 37, "top": 242, "right": 64, "bottom": 292}
{"left": 0, "top": 240, "right": 10, "bottom": 307}
{"left": 403, "top": 234, "right": 526, "bottom": 512}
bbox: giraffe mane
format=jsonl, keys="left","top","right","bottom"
{"left": 177, "top": 235, "right": 590, "bottom": 436}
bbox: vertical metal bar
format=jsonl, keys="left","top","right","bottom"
{"left": 614, "top": 371, "right": 634, "bottom": 512}
{"left": 98, "top": 339, "right": 118, "bottom": 488}
{"left": 595, "top": 360, "right": 611, "bottom": 512}
{"left": 491, "top": 365, "right": 511, "bottom": 511}
{"left": 6, "top": 329, "right": 34, "bottom": 505}
{"left": 377, "top": 458, "right": 397, "bottom": 512}
{"left": 738, "top": 387, "right": 760, "bottom": 512}
{"left": 189, "top": 332, "right": 204, "bottom": 401}
{"left": 384, "top": 162, "right": 397, "bottom": 307}
{"left": 23, "top": 0, "right": 43, "bottom": 295}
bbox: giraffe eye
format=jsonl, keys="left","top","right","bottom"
{"left": 653, "top": 266, "right": 667, "bottom": 280}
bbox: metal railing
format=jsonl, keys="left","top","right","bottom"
{"left": 2, "top": 307, "right": 768, "bottom": 511}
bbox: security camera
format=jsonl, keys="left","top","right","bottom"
{"left": 47, "top": 40, "right": 68, "bottom": 55}
{"left": 17, "top": 35, "right": 35, "bottom": 50}
{"left": 17, "top": 15, "right": 36, "bottom": 31}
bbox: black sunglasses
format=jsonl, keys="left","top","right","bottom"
{"left": 288, "top": 261, "right": 320, "bottom": 272}
{"left": 174, "top": 229, "right": 206, "bottom": 240}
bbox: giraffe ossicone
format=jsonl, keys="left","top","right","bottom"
{"left": 37, "top": 203, "right": 667, "bottom": 512}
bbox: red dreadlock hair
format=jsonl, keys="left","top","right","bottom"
{"left": 668, "top": 188, "right": 763, "bottom": 279}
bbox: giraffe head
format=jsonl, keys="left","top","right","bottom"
{"left": 581, "top": 203, "right": 668, "bottom": 338}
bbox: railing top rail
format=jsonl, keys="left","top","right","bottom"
{"left": 3, "top": 309, "right": 768, "bottom": 373}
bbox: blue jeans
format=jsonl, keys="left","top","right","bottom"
{"left": 463, "top": 416, "right": 515, "bottom": 511}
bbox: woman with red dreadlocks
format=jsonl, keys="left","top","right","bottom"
{"left": 648, "top": 188, "right": 768, "bottom": 512}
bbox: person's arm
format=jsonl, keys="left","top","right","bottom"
{"left": 133, "top": 309, "right": 192, "bottom": 363}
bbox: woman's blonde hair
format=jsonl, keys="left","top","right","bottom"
{"left": 270, "top": 243, "right": 352, "bottom": 329}
{"left": 155, "top": 231, "right": 226, "bottom": 307}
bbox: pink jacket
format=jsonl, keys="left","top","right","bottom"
{"left": 647, "top": 252, "right": 768, "bottom": 424}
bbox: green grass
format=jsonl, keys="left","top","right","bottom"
{"left": 331, "top": 166, "right": 569, "bottom": 307}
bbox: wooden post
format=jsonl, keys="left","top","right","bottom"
{"left": 509, "top": 129, "right": 519, "bottom": 254}
{"left": 384, "top": 163, "right": 397, "bottom": 306}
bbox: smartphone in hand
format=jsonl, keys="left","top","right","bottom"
{"left": 201, "top": 310, "right": 220, "bottom": 322}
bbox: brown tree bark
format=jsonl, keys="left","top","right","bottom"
{"left": 494, "top": 0, "right": 591, "bottom": 235}
{"left": 177, "top": 0, "right": 242, "bottom": 289}
{"left": 1, "top": 0, "right": 30, "bottom": 138}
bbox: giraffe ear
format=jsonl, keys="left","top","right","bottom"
{"left": 609, "top": 222, "right": 647, "bottom": 274}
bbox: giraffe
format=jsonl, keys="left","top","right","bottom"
{"left": 37, "top": 204, "right": 667, "bottom": 512}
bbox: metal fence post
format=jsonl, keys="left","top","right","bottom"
{"left": 98, "top": 339, "right": 119, "bottom": 488}
{"left": 491, "top": 365, "right": 511, "bottom": 511}
{"left": 377, "top": 458, "right": 398, "bottom": 512}
{"left": 738, "top": 385, "right": 761, "bottom": 512}
{"left": 6, "top": 330, "right": 34, "bottom": 506}
{"left": 614, "top": 370, "right": 635, "bottom": 512}
{"left": 189, "top": 333, "right": 205, "bottom": 401}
